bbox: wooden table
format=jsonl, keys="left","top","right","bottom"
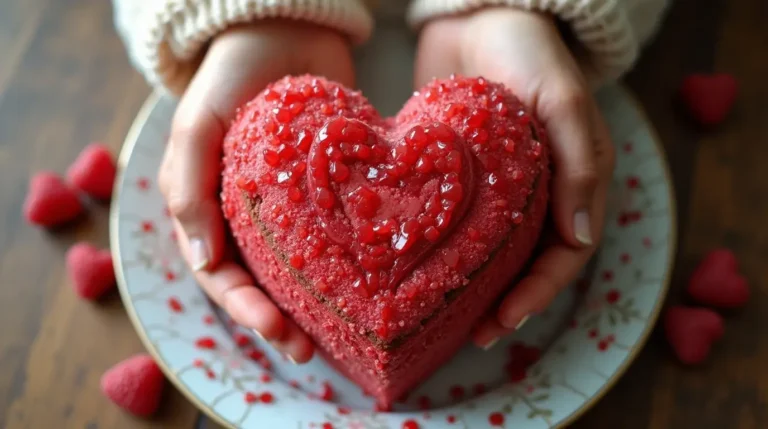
{"left": 1, "top": 0, "right": 765, "bottom": 428}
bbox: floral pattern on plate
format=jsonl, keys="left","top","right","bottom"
{"left": 111, "top": 84, "right": 675, "bottom": 428}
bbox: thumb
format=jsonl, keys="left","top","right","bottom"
{"left": 538, "top": 85, "right": 599, "bottom": 248}
{"left": 165, "top": 98, "right": 227, "bottom": 271}
{"left": 306, "top": 35, "right": 356, "bottom": 88}
{"left": 412, "top": 18, "right": 464, "bottom": 89}
{"left": 165, "top": 31, "right": 294, "bottom": 271}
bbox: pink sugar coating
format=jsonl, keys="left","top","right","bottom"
{"left": 221, "top": 74, "right": 550, "bottom": 407}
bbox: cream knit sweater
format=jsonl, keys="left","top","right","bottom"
{"left": 112, "top": 0, "right": 670, "bottom": 95}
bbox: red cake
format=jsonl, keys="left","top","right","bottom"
{"left": 221, "top": 75, "right": 550, "bottom": 408}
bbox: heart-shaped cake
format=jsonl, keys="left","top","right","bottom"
{"left": 221, "top": 75, "right": 550, "bottom": 408}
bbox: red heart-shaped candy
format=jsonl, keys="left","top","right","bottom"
{"left": 679, "top": 73, "right": 738, "bottom": 126}
{"left": 688, "top": 248, "right": 749, "bottom": 309}
{"left": 664, "top": 306, "right": 724, "bottom": 365}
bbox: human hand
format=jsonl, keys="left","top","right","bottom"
{"left": 414, "top": 8, "right": 616, "bottom": 348}
{"left": 158, "top": 22, "right": 355, "bottom": 362}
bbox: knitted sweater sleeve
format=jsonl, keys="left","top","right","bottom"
{"left": 112, "top": 0, "right": 374, "bottom": 95}
{"left": 406, "top": 0, "right": 671, "bottom": 84}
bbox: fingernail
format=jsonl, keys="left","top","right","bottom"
{"left": 573, "top": 210, "right": 593, "bottom": 246}
{"left": 189, "top": 238, "right": 210, "bottom": 271}
{"left": 515, "top": 314, "right": 531, "bottom": 330}
{"left": 482, "top": 337, "right": 499, "bottom": 351}
{"left": 252, "top": 329, "right": 264, "bottom": 341}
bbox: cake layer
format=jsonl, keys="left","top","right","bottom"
{"left": 233, "top": 169, "right": 546, "bottom": 406}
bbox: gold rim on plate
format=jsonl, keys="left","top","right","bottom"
{"left": 110, "top": 87, "right": 676, "bottom": 429}
{"left": 110, "top": 93, "right": 237, "bottom": 429}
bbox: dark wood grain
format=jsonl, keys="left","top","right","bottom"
{"left": 0, "top": 0, "right": 200, "bottom": 428}
{"left": 0, "top": 0, "right": 765, "bottom": 428}
{"left": 573, "top": 0, "right": 768, "bottom": 428}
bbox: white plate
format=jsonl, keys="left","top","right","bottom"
{"left": 111, "top": 28, "right": 675, "bottom": 428}
{"left": 111, "top": 82, "right": 674, "bottom": 428}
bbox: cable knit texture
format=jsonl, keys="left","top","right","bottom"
{"left": 112, "top": 0, "right": 668, "bottom": 94}
{"left": 113, "top": 0, "right": 374, "bottom": 95}
{"left": 407, "top": 0, "right": 670, "bottom": 84}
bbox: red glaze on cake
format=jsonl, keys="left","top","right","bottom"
{"left": 221, "top": 75, "right": 550, "bottom": 408}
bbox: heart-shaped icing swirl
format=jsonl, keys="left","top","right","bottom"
{"left": 307, "top": 117, "right": 475, "bottom": 295}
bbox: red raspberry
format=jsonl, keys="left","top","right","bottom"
{"left": 100, "top": 354, "right": 165, "bottom": 417}
{"left": 23, "top": 172, "right": 83, "bottom": 227}
{"left": 67, "top": 143, "right": 117, "bottom": 200}
{"left": 66, "top": 242, "right": 115, "bottom": 300}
